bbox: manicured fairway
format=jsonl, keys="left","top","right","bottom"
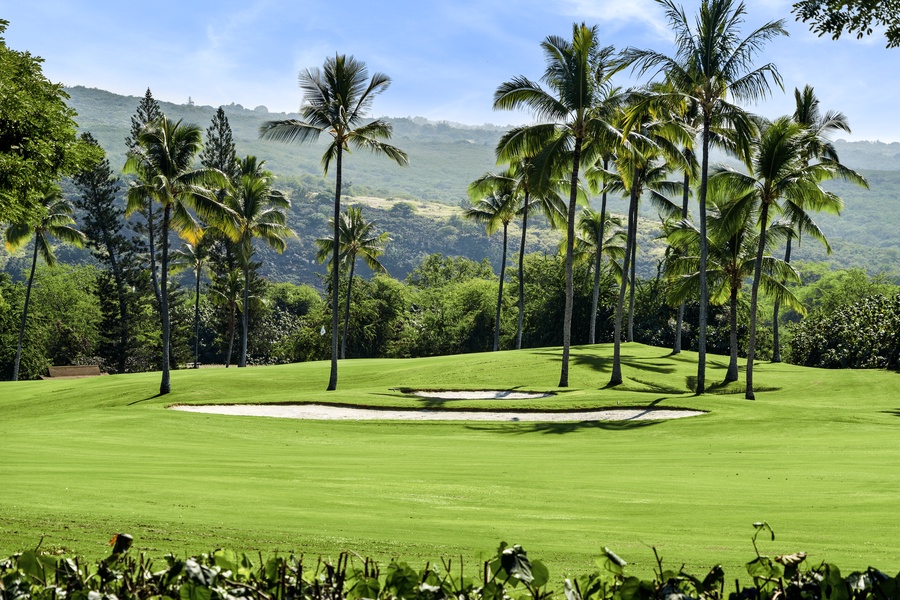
{"left": 1, "top": 343, "right": 899, "bottom": 578}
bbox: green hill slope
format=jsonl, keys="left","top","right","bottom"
{"left": 6, "top": 85, "right": 898, "bottom": 284}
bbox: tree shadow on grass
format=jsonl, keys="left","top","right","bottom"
{"left": 128, "top": 394, "right": 166, "bottom": 406}
{"left": 465, "top": 419, "right": 661, "bottom": 435}
{"left": 880, "top": 409, "right": 900, "bottom": 417}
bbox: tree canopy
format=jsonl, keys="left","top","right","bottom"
{"left": 792, "top": 0, "right": 900, "bottom": 47}
{"left": 0, "top": 19, "right": 98, "bottom": 224}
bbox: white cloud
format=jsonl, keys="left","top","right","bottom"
{"left": 554, "top": 0, "right": 669, "bottom": 38}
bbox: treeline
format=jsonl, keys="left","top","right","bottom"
{"left": 4, "top": 242, "right": 896, "bottom": 380}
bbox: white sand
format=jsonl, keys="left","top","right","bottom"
{"left": 412, "top": 390, "right": 553, "bottom": 399}
{"left": 170, "top": 403, "right": 705, "bottom": 422}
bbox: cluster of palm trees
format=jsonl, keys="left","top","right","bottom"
{"left": 124, "top": 116, "right": 294, "bottom": 395}
{"left": 461, "top": 0, "right": 866, "bottom": 399}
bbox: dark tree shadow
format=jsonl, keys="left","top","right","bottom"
{"left": 880, "top": 409, "right": 900, "bottom": 417}
{"left": 128, "top": 394, "right": 166, "bottom": 406}
{"left": 465, "top": 419, "right": 661, "bottom": 435}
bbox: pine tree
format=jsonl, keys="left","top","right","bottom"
{"left": 125, "top": 89, "right": 165, "bottom": 311}
{"left": 72, "top": 132, "right": 134, "bottom": 374}
{"left": 200, "top": 107, "right": 238, "bottom": 179}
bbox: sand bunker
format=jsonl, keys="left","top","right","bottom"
{"left": 171, "top": 403, "right": 705, "bottom": 422}
{"left": 411, "top": 390, "right": 553, "bottom": 400}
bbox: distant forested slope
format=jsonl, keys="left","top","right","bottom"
{"left": 4, "top": 85, "right": 899, "bottom": 285}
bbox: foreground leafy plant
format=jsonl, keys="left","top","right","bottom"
{"left": 3, "top": 530, "right": 900, "bottom": 600}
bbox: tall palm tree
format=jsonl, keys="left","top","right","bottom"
{"left": 209, "top": 268, "right": 243, "bottom": 368}
{"left": 124, "top": 116, "right": 233, "bottom": 395}
{"left": 462, "top": 184, "right": 520, "bottom": 352}
{"left": 227, "top": 156, "right": 293, "bottom": 368}
{"left": 605, "top": 96, "right": 687, "bottom": 385}
{"left": 469, "top": 160, "right": 565, "bottom": 350}
{"left": 5, "top": 187, "right": 86, "bottom": 381}
{"left": 666, "top": 192, "right": 802, "bottom": 382}
{"left": 622, "top": 0, "right": 787, "bottom": 393}
{"left": 710, "top": 117, "right": 855, "bottom": 399}
{"left": 771, "top": 86, "right": 866, "bottom": 361}
{"left": 575, "top": 207, "right": 626, "bottom": 341}
{"left": 493, "top": 26, "right": 621, "bottom": 386}
{"left": 315, "top": 206, "right": 389, "bottom": 359}
{"left": 259, "top": 54, "right": 408, "bottom": 391}
{"left": 171, "top": 238, "right": 211, "bottom": 369}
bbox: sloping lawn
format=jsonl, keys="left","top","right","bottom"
{"left": 2, "top": 343, "right": 898, "bottom": 577}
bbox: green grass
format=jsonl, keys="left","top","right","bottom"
{"left": 2, "top": 343, "right": 899, "bottom": 579}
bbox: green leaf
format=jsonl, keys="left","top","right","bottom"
{"left": 179, "top": 582, "right": 212, "bottom": 600}
{"left": 619, "top": 576, "right": 646, "bottom": 600}
{"left": 347, "top": 576, "right": 380, "bottom": 600}
{"left": 531, "top": 560, "right": 550, "bottom": 588}
{"left": 501, "top": 545, "right": 534, "bottom": 585}
{"left": 384, "top": 561, "right": 419, "bottom": 597}
{"left": 212, "top": 549, "right": 237, "bottom": 574}
{"left": 746, "top": 556, "right": 782, "bottom": 579}
{"left": 17, "top": 551, "right": 54, "bottom": 583}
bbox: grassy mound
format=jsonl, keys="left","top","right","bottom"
{"left": 1, "top": 343, "right": 898, "bottom": 576}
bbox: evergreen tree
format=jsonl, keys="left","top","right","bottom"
{"left": 199, "top": 107, "right": 238, "bottom": 180}
{"left": 125, "top": 89, "right": 164, "bottom": 311}
{"left": 72, "top": 133, "right": 134, "bottom": 374}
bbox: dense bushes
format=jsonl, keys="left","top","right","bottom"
{"left": 789, "top": 294, "right": 900, "bottom": 369}
{"left": 4, "top": 536, "right": 900, "bottom": 600}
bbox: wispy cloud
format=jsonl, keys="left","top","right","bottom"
{"left": 554, "top": 0, "right": 669, "bottom": 38}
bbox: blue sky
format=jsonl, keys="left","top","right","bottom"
{"left": 6, "top": 0, "right": 899, "bottom": 141}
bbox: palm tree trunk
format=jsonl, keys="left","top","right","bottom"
{"left": 327, "top": 146, "right": 342, "bottom": 390}
{"left": 494, "top": 222, "right": 509, "bottom": 352}
{"left": 627, "top": 202, "right": 638, "bottom": 343}
{"left": 193, "top": 263, "right": 201, "bottom": 368}
{"left": 674, "top": 170, "right": 690, "bottom": 354}
{"left": 697, "top": 114, "right": 711, "bottom": 394}
{"left": 590, "top": 158, "right": 609, "bottom": 346}
{"left": 341, "top": 259, "right": 355, "bottom": 360}
{"left": 745, "top": 202, "right": 771, "bottom": 400}
{"left": 772, "top": 233, "right": 793, "bottom": 363}
{"left": 240, "top": 262, "right": 249, "bottom": 367}
{"left": 559, "top": 137, "right": 583, "bottom": 388}
{"left": 12, "top": 240, "right": 40, "bottom": 382}
{"left": 146, "top": 202, "right": 162, "bottom": 310}
{"left": 516, "top": 191, "right": 529, "bottom": 350}
{"left": 611, "top": 175, "right": 640, "bottom": 385}
{"left": 159, "top": 205, "right": 171, "bottom": 395}
{"left": 226, "top": 304, "right": 235, "bottom": 368}
{"left": 725, "top": 283, "right": 739, "bottom": 383}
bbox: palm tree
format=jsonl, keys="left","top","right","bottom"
{"left": 622, "top": 0, "right": 787, "bottom": 393}
{"left": 315, "top": 206, "right": 389, "bottom": 359}
{"left": 4, "top": 187, "right": 86, "bottom": 381}
{"left": 259, "top": 54, "right": 408, "bottom": 391}
{"left": 463, "top": 184, "right": 520, "bottom": 352}
{"left": 124, "top": 116, "right": 233, "bottom": 395}
{"left": 227, "top": 156, "right": 293, "bottom": 368}
{"left": 209, "top": 268, "right": 244, "bottom": 368}
{"left": 470, "top": 159, "right": 565, "bottom": 350}
{"left": 666, "top": 192, "right": 803, "bottom": 382}
{"left": 771, "top": 86, "right": 866, "bottom": 361}
{"left": 493, "top": 26, "right": 621, "bottom": 386}
{"left": 710, "top": 117, "right": 856, "bottom": 399}
{"left": 171, "top": 239, "right": 211, "bottom": 368}
{"left": 605, "top": 96, "right": 687, "bottom": 385}
{"left": 575, "top": 207, "right": 626, "bottom": 341}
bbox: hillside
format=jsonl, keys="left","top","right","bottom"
{"left": 4, "top": 86, "right": 899, "bottom": 285}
